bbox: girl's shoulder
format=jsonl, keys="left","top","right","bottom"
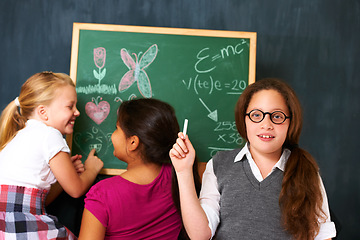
{"left": 158, "top": 163, "right": 173, "bottom": 181}
{"left": 212, "top": 148, "right": 242, "bottom": 173}
{"left": 86, "top": 176, "right": 123, "bottom": 199}
{"left": 87, "top": 164, "right": 172, "bottom": 195}
{"left": 162, "top": 163, "right": 172, "bottom": 172}
{"left": 213, "top": 148, "right": 242, "bottom": 161}
{"left": 92, "top": 176, "right": 122, "bottom": 189}
{"left": 25, "top": 119, "right": 62, "bottom": 138}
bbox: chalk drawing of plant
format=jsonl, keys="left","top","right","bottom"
{"left": 119, "top": 44, "right": 158, "bottom": 98}
{"left": 93, "top": 47, "right": 107, "bottom": 85}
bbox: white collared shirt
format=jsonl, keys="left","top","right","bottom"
{"left": 199, "top": 143, "right": 336, "bottom": 239}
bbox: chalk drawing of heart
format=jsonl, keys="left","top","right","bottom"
{"left": 85, "top": 97, "right": 110, "bottom": 125}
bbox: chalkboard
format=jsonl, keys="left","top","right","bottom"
{"left": 68, "top": 23, "right": 256, "bottom": 174}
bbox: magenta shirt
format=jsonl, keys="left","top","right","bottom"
{"left": 84, "top": 164, "right": 181, "bottom": 239}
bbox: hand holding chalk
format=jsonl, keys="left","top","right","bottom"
{"left": 170, "top": 118, "right": 196, "bottom": 167}
{"left": 182, "top": 119, "right": 188, "bottom": 139}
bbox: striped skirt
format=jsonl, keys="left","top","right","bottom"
{"left": 0, "top": 185, "right": 77, "bottom": 240}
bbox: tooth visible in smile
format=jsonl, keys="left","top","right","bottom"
{"left": 259, "top": 135, "right": 274, "bottom": 138}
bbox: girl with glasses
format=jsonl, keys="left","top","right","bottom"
{"left": 170, "top": 78, "right": 336, "bottom": 240}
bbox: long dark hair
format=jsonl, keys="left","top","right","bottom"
{"left": 235, "top": 78, "right": 325, "bottom": 240}
{"left": 117, "top": 98, "right": 200, "bottom": 239}
{"left": 117, "top": 98, "right": 179, "bottom": 164}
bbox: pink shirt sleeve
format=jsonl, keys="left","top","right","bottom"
{"left": 84, "top": 183, "right": 109, "bottom": 228}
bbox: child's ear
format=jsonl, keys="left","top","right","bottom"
{"left": 35, "top": 105, "right": 49, "bottom": 121}
{"left": 128, "top": 135, "right": 139, "bottom": 151}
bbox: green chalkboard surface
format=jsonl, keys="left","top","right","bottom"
{"left": 68, "top": 23, "right": 256, "bottom": 174}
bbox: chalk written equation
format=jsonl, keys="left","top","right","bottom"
{"left": 209, "top": 121, "right": 245, "bottom": 157}
{"left": 194, "top": 39, "right": 248, "bottom": 74}
{"left": 183, "top": 75, "right": 247, "bottom": 95}
{"left": 182, "top": 41, "right": 249, "bottom": 158}
{"left": 183, "top": 40, "right": 248, "bottom": 95}
{"left": 182, "top": 40, "right": 249, "bottom": 121}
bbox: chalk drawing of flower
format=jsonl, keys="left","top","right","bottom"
{"left": 93, "top": 47, "right": 107, "bottom": 85}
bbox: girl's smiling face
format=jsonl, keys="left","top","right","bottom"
{"left": 245, "top": 89, "right": 290, "bottom": 159}
{"left": 45, "top": 85, "right": 80, "bottom": 135}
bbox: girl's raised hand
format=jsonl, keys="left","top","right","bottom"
{"left": 169, "top": 132, "right": 196, "bottom": 173}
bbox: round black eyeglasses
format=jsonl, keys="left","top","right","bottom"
{"left": 246, "top": 109, "right": 291, "bottom": 124}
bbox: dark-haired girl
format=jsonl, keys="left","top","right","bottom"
{"left": 79, "top": 98, "right": 199, "bottom": 239}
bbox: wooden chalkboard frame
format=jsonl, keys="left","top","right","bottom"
{"left": 68, "top": 22, "right": 256, "bottom": 175}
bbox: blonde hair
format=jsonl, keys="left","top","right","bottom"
{"left": 0, "top": 72, "right": 75, "bottom": 151}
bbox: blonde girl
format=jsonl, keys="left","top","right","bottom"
{"left": 170, "top": 78, "right": 336, "bottom": 240}
{"left": 0, "top": 72, "right": 103, "bottom": 239}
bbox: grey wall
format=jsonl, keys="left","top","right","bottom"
{"left": 1, "top": 0, "right": 359, "bottom": 239}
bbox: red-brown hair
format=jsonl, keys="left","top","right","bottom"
{"left": 235, "top": 78, "right": 325, "bottom": 239}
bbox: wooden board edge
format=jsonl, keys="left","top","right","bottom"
{"left": 72, "top": 22, "right": 257, "bottom": 39}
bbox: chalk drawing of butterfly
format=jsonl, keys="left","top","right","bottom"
{"left": 119, "top": 44, "right": 158, "bottom": 98}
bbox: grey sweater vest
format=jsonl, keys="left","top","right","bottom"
{"left": 212, "top": 149, "right": 291, "bottom": 240}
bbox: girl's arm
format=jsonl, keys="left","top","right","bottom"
{"left": 78, "top": 208, "right": 106, "bottom": 240}
{"left": 46, "top": 154, "right": 85, "bottom": 205}
{"left": 49, "top": 149, "right": 103, "bottom": 198}
{"left": 170, "top": 133, "right": 212, "bottom": 240}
